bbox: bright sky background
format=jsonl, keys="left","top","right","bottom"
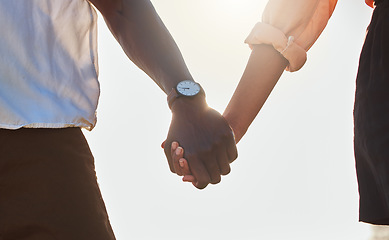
{"left": 84, "top": 1, "right": 375, "bottom": 239}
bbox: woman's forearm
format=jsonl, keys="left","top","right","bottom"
{"left": 223, "top": 44, "right": 288, "bottom": 143}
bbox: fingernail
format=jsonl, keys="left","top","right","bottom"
{"left": 175, "top": 147, "right": 182, "bottom": 155}
{"left": 179, "top": 159, "right": 184, "bottom": 168}
{"left": 172, "top": 142, "right": 178, "bottom": 150}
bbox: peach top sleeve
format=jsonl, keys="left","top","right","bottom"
{"left": 245, "top": 0, "right": 338, "bottom": 72}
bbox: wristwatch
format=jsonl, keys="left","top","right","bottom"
{"left": 167, "top": 80, "right": 205, "bottom": 109}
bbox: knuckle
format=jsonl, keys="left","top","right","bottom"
{"left": 221, "top": 167, "right": 231, "bottom": 176}
{"left": 196, "top": 177, "right": 210, "bottom": 189}
{"left": 211, "top": 177, "right": 221, "bottom": 184}
{"left": 196, "top": 183, "right": 208, "bottom": 190}
{"left": 230, "top": 155, "right": 237, "bottom": 163}
{"left": 229, "top": 150, "right": 238, "bottom": 163}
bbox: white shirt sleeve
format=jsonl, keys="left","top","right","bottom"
{"left": 245, "top": 0, "right": 338, "bottom": 72}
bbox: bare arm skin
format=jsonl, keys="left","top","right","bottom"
{"left": 89, "top": 0, "right": 237, "bottom": 189}
{"left": 171, "top": 44, "right": 288, "bottom": 183}
{"left": 223, "top": 44, "right": 288, "bottom": 143}
{"left": 89, "top": 0, "right": 192, "bottom": 92}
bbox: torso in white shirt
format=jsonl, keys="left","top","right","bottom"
{"left": 0, "top": 0, "right": 100, "bottom": 130}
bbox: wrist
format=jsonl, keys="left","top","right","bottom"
{"left": 167, "top": 80, "right": 206, "bottom": 111}
{"left": 222, "top": 113, "right": 246, "bottom": 144}
{"left": 170, "top": 92, "right": 207, "bottom": 113}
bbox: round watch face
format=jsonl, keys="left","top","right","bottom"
{"left": 176, "top": 80, "right": 201, "bottom": 96}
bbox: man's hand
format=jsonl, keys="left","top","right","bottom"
{"left": 164, "top": 97, "right": 237, "bottom": 189}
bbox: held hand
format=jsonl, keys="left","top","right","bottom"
{"left": 164, "top": 97, "right": 237, "bottom": 189}
{"left": 161, "top": 140, "right": 196, "bottom": 183}
{"left": 170, "top": 142, "right": 196, "bottom": 184}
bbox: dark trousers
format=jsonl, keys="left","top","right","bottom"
{"left": 0, "top": 128, "right": 115, "bottom": 240}
{"left": 354, "top": 0, "right": 389, "bottom": 225}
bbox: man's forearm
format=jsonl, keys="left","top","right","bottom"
{"left": 223, "top": 44, "right": 288, "bottom": 143}
{"left": 90, "top": 0, "right": 193, "bottom": 93}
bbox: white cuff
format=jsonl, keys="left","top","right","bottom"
{"left": 245, "top": 22, "right": 307, "bottom": 72}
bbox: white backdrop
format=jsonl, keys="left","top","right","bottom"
{"left": 84, "top": 1, "right": 374, "bottom": 239}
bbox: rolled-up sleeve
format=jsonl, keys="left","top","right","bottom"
{"left": 245, "top": 0, "right": 338, "bottom": 72}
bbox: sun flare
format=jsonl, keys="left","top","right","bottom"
{"left": 210, "top": 0, "right": 266, "bottom": 17}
